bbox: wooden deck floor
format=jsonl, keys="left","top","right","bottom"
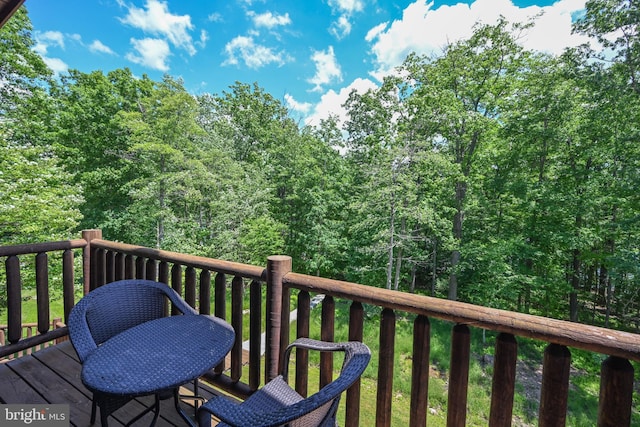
{"left": 0, "top": 341, "right": 224, "bottom": 426}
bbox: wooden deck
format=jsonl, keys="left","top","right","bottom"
{"left": 0, "top": 341, "right": 224, "bottom": 426}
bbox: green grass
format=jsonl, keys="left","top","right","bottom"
{"left": 0, "top": 288, "right": 84, "bottom": 326}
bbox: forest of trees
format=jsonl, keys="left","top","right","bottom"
{"left": 1, "top": 1, "right": 639, "bottom": 331}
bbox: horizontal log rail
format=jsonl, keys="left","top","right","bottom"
{"left": 0, "top": 319, "right": 68, "bottom": 360}
{"left": 0, "top": 239, "right": 87, "bottom": 257}
{"left": 283, "top": 272, "right": 640, "bottom": 362}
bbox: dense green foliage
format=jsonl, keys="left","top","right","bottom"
{"left": 1, "top": 3, "right": 639, "bottom": 331}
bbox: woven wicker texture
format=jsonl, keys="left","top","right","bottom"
{"left": 69, "top": 279, "right": 199, "bottom": 362}
{"left": 68, "top": 279, "right": 234, "bottom": 426}
{"left": 198, "top": 338, "right": 371, "bottom": 427}
{"left": 81, "top": 314, "right": 234, "bottom": 395}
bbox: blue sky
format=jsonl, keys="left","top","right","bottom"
{"left": 25, "top": 0, "right": 589, "bottom": 125}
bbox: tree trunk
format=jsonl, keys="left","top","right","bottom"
{"left": 569, "top": 248, "right": 580, "bottom": 322}
{"left": 410, "top": 263, "right": 417, "bottom": 293}
{"left": 386, "top": 191, "right": 396, "bottom": 290}
{"left": 393, "top": 217, "right": 406, "bottom": 290}
{"left": 448, "top": 181, "right": 466, "bottom": 300}
{"left": 431, "top": 240, "right": 437, "bottom": 296}
{"left": 394, "top": 245, "right": 403, "bottom": 291}
{"left": 157, "top": 155, "right": 166, "bottom": 248}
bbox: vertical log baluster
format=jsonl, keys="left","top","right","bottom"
{"left": 35, "top": 252, "right": 49, "bottom": 335}
{"left": 105, "top": 250, "right": 115, "bottom": 284}
{"left": 135, "top": 256, "right": 145, "bottom": 279}
{"left": 215, "top": 272, "right": 227, "bottom": 374}
{"left": 124, "top": 254, "right": 135, "bottom": 279}
{"left": 320, "top": 295, "right": 335, "bottom": 389}
{"left": 489, "top": 333, "right": 518, "bottom": 427}
{"left": 249, "top": 280, "right": 262, "bottom": 390}
{"left": 539, "top": 344, "right": 570, "bottom": 426}
{"left": 377, "top": 308, "right": 396, "bottom": 427}
{"left": 171, "top": 264, "right": 183, "bottom": 316}
{"left": 214, "top": 272, "right": 227, "bottom": 318}
{"left": 597, "top": 356, "right": 634, "bottom": 427}
{"left": 6, "top": 255, "right": 22, "bottom": 344}
{"left": 114, "top": 252, "right": 125, "bottom": 281}
{"left": 296, "top": 290, "right": 311, "bottom": 397}
{"left": 231, "top": 276, "right": 244, "bottom": 382}
{"left": 95, "top": 248, "right": 106, "bottom": 289}
{"left": 145, "top": 259, "right": 157, "bottom": 282}
{"left": 185, "top": 266, "right": 196, "bottom": 308}
{"left": 346, "top": 301, "right": 364, "bottom": 427}
{"left": 447, "top": 324, "right": 470, "bottom": 427}
{"left": 160, "top": 264, "right": 172, "bottom": 322}
{"left": 158, "top": 261, "right": 169, "bottom": 285}
{"left": 199, "top": 270, "right": 211, "bottom": 315}
{"left": 62, "top": 249, "right": 75, "bottom": 324}
{"left": 410, "top": 315, "right": 430, "bottom": 427}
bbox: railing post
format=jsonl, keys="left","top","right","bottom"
{"left": 377, "top": 308, "right": 396, "bottom": 427}
{"left": 265, "top": 255, "right": 291, "bottom": 382}
{"left": 539, "top": 344, "right": 570, "bottom": 426}
{"left": 6, "top": 255, "right": 22, "bottom": 344}
{"left": 345, "top": 301, "right": 364, "bottom": 427}
{"left": 597, "top": 356, "right": 634, "bottom": 427}
{"left": 448, "top": 324, "right": 470, "bottom": 427}
{"left": 82, "top": 229, "right": 102, "bottom": 295}
{"left": 410, "top": 315, "right": 430, "bottom": 427}
{"left": 489, "top": 333, "right": 517, "bottom": 427}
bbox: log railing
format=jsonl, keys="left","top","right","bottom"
{"left": 1, "top": 230, "right": 639, "bottom": 426}
{"left": 0, "top": 234, "right": 88, "bottom": 358}
{"left": 0, "top": 319, "right": 67, "bottom": 360}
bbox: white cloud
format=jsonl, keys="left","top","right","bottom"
{"left": 34, "top": 31, "right": 65, "bottom": 56}
{"left": 305, "top": 77, "right": 378, "bottom": 127}
{"left": 328, "top": 0, "right": 364, "bottom": 14}
{"left": 330, "top": 16, "right": 352, "bottom": 40}
{"left": 89, "top": 40, "right": 116, "bottom": 55}
{"left": 285, "top": 94, "right": 312, "bottom": 115}
{"left": 126, "top": 38, "right": 171, "bottom": 71}
{"left": 42, "top": 57, "right": 68, "bottom": 75}
{"left": 197, "top": 30, "right": 209, "bottom": 49}
{"left": 120, "top": 0, "right": 196, "bottom": 55}
{"left": 366, "top": 0, "right": 589, "bottom": 80}
{"left": 223, "top": 36, "right": 288, "bottom": 69}
{"left": 248, "top": 11, "right": 291, "bottom": 29}
{"left": 208, "top": 13, "right": 223, "bottom": 23}
{"left": 365, "top": 22, "right": 388, "bottom": 42}
{"left": 327, "top": 0, "right": 364, "bottom": 40}
{"left": 32, "top": 31, "right": 69, "bottom": 75}
{"left": 308, "top": 46, "right": 342, "bottom": 92}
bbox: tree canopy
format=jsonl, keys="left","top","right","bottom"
{"left": 2, "top": 2, "right": 639, "bottom": 329}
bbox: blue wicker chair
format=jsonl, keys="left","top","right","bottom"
{"left": 68, "top": 279, "right": 199, "bottom": 426}
{"left": 197, "top": 338, "right": 371, "bottom": 427}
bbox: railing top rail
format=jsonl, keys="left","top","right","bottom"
{"left": 92, "top": 239, "right": 266, "bottom": 281}
{"left": 284, "top": 272, "right": 640, "bottom": 362}
{"left": 0, "top": 239, "right": 87, "bottom": 257}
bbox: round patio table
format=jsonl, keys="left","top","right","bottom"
{"left": 82, "top": 314, "right": 235, "bottom": 426}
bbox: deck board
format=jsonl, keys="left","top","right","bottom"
{"left": 0, "top": 341, "right": 225, "bottom": 426}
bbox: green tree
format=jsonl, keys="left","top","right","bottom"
{"left": 0, "top": 7, "right": 81, "bottom": 245}
{"left": 52, "top": 68, "right": 153, "bottom": 236}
